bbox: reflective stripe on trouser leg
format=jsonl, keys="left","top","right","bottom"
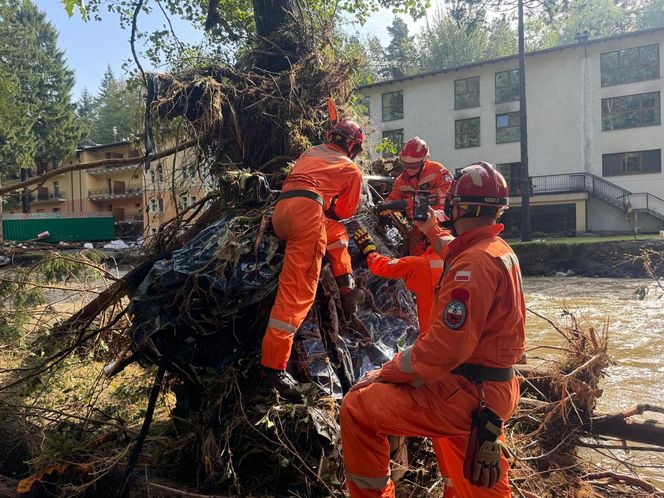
{"left": 340, "top": 389, "right": 394, "bottom": 498}
{"left": 261, "top": 198, "right": 325, "bottom": 370}
{"left": 325, "top": 218, "right": 352, "bottom": 276}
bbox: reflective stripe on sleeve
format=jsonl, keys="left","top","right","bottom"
{"left": 267, "top": 317, "right": 298, "bottom": 335}
{"left": 327, "top": 239, "right": 349, "bottom": 251}
{"left": 346, "top": 471, "right": 391, "bottom": 490}
{"left": 429, "top": 260, "right": 444, "bottom": 269}
{"left": 398, "top": 185, "right": 415, "bottom": 192}
{"left": 400, "top": 348, "right": 413, "bottom": 374}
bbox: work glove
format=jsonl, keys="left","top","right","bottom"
{"left": 352, "top": 228, "right": 376, "bottom": 257}
{"left": 463, "top": 406, "right": 504, "bottom": 489}
{"left": 376, "top": 199, "right": 409, "bottom": 217}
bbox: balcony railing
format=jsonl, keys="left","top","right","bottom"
{"left": 121, "top": 211, "right": 145, "bottom": 223}
{"left": 88, "top": 183, "right": 143, "bottom": 200}
{"left": 31, "top": 190, "right": 67, "bottom": 202}
{"left": 529, "top": 173, "right": 664, "bottom": 220}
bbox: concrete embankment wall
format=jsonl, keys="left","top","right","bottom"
{"left": 513, "top": 239, "right": 664, "bottom": 278}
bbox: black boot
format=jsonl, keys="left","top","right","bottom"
{"left": 259, "top": 366, "right": 302, "bottom": 401}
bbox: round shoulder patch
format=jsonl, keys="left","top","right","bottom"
{"left": 443, "top": 299, "right": 467, "bottom": 330}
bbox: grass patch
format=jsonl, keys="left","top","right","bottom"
{"left": 507, "top": 234, "right": 661, "bottom": 246}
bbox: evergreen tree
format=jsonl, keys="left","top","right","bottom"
{"left": 383, "top": 17, "right": 418, "bottom": 79}
{"left": 636, "top": 0, "right": 664, "bottom": 28}
{"left": 417, "top": 7, "right": 490, "bottom": 72}
{"left": 556, "top": 0, "right": 630, "bottom": 44}
{"left": 90, "top": 66, "right": 141, "bottom": 144}
{"left": 76, "top": 87, "right": 98, "bottom": 143}
{"left": 485, "top": 16, "right": 518, "bottom": 59}
{"left": 0, "top": 0, "right": 79, "bottom": 174}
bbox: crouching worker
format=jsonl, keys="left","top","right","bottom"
{"left": 340, "top": 162, "right": 525, "bottom": 498}
{"left": 260, "top": 119, "right": 365, "bottom": 394}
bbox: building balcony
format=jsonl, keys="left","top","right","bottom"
{"left": 31, "top": 190, "right": 67, "bottom": 202}
{"left": 87, "top": 160, "right": 142, "bottom": 175}
{"left": 114, "top": 211, "right": 145, "bottom": 223}
{"left": 88, "top": 183, "right": 143, "bottom": 201}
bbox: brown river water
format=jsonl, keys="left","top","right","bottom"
{"left": 524, "top": 276, "right": 664, "bottom": 483}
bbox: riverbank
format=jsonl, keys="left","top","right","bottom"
{"left": 510, "top": 236, "right": 664, "bottom": 277}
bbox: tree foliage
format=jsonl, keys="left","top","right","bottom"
{"left": 82, "top": 66, "right": 142, "bottom": 144}
{"left": 0, "top": 0, "right": 79, "bottom": 174}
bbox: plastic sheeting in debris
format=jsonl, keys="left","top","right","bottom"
{"left": 129, "top": 210, "right": 418, "bottom": 394}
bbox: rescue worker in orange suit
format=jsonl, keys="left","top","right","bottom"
{"left": 351, "top": 228, "right": 445, "bottom": 335}
{"left": 340, "top": 162, "right": 525, "bottom": 498}
{"left": 352, "top": 227, "right": 459, "bottom": 494}
{"left": 378, "top": 137, "right": 453, "bottom": 256}
{"left": 260, "top": 118, "right": 365, "bottom": 393}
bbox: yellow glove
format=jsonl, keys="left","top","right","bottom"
{"left": 352, "top": 228, "right": 376, "bottom": 257}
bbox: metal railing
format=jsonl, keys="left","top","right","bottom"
{"left": 32, "top": 190, "right": 67, "bottom": 202}
{"left": 530, "top": 172, "right": 664, "bottom": 220}
{"left": 88, "top": 183, "right": 143, "bottom": 199}
{"left": 123, "top": 212, "right": 145, "bottom": 222}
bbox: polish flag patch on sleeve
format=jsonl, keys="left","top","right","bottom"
{"left": 454, "top": 271, "right": 471, "bottom": 282}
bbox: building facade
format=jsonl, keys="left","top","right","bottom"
{"left": 6, "top": 141, "right": 206, "bottom": 240}
{"left": 359, "top": 27, "right": 664, "bottom": 234}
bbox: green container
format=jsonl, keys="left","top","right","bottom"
{"left": 2, "top": 212, "right": 115, "bottom": 242}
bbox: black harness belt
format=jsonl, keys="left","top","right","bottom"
{"left": 451, "top": 363, "right": 514, "bottom": 383}
{"left": 277, "top": 189, "right": 324, "bottom": 207}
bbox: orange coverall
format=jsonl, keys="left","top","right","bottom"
{"left": 261, "top": 144, "right": 363, "bottom": 371}
{"left": 367, "top": 247, "right": 459, "bottom": 495}
{"left": 340, "top": 224, "right": 526, "bottom": 498}
{"left": 386, "top": 160, "right": 453, "bottom": 256}
{"left": 365, "top": 247, "right": 443, "bottom": 335}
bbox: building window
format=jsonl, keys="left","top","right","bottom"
{"left": 52, "top": 208, "right": 60, "bottom": 213}
{"left": 382, "top": 90, "right": 403, "bottom": 121}
{"left": 495, "top": 69, "right": 519, "bottom": 103}
{"left": 601, "top": 92, "right": 661, "bottom": 131}
{"left": 455, "top": 117, "right": 481, "bottom": 149}
{"left": 496, "top": 111, "right": 520, "bottom": 144}
{"left": 454, "top": 76, "right": 480, "bottom": 110}
{"left": 602, "top": 149, "right": 661, "bottom": 176}
{"left": 381, "top": 129, "right": 404, "bottom": 157}
{"left": 600, "top": 43, "right": 659, "bottom": 87}
{"left": 158, "top": 198, "right": 164, "bottom": 212}
{"left": 360, "top": 96, "right": 370, "bottom": 116}
{"left": 190, "top": 195, "right": 198, "bottom": 204}
{"left": 181, "top": 196, "right": 188, "bottom": 209}
{"left": 157, "top": 164, "right": 164, "bottom": 182}
{"left": 150, "top": 198, "right": 157, "bottom": 213}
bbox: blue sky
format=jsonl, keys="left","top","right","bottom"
{"left": 35, "top": 1, "right": 436, "bottom": 100}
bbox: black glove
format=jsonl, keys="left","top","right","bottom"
{"left": 352, "top": 228, "right": 376, "bottom": 257}
{"left": 463, "top": 406, "right": 504, "bottom": 488}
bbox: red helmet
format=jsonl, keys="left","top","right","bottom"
{"left": 326, "top": 118, "right": 365, "bottom": 150}
{"left": 448, "top": 161, "right": 509, "bottom": 208}
{"left": 399, "top": 137, "right": 429, "bottom": 165}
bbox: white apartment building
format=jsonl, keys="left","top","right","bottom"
{"left": 359, "top": 27, "right": 664, "bottom": 234}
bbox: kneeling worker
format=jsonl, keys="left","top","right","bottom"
{"left": 340, "top": 161, "right": 525, "bottom": 498}
{"left": 261, "top": 119, "right": 365, "bottom": 392}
